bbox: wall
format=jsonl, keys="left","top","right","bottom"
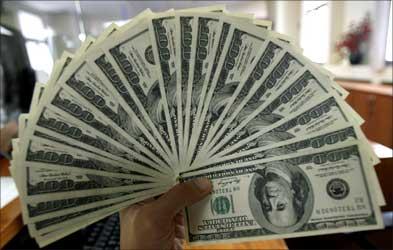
{"left": 330, "top": 1, "right": 387, "bottom": 66}
{"left": 329, "top": 1, "right": 345, "bottom": 64}
{"left": 46, "top": 12, "right": 81, "bottom": 59}
{"left": 268, "top": 1, "right": 386, "bottom": 66}
{"left": 273, "top": 1, "right": 301, "bottom": 46}
{"left": 342, "top": 1, "right": 376, "bottom": 30}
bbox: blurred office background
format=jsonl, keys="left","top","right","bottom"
{"left": 1, "top": 0, "right": 392, "bottom": 146}
{"left": 0, "top": 1, "right": 392, "bottom": 249}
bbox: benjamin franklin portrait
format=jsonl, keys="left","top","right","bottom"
{"left": 249, "top": 161, "right": 313, "bottom": 233}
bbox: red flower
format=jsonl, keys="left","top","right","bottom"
{"left": 336, "top": 14, "right": 371, "bottom": 54}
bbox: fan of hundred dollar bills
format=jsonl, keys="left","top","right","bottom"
{"left": 10, "top": 6, "right": 385, "bottom": 247}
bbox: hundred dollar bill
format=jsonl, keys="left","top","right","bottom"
{"left": 13, "top": 111, "right": 170, "bottom": 213}
{"left": 180, "top": 13, "right": 223, "bottom": 168}
{"left": 41, "top": 24, "right": 114, "bottom": 98}
{"left": 186, "top": 14, "right": 252, "bottom": 167}
{"left": 18, "top": 114, "right": 29, "bottom": 139}
{"left": 49, "top": 52, "right": 74, "bottom": 87}
{"left": 185, "top": 17, "right": 231, "bottom": 166}
{"left": 44, "top": 41, "right": 88, "bottom": 97}
{"left": 78, "top": 36, "right": 96, "bottom": 53}
{"left": 27, "top": 52, "right": 74, "bottom": 113}
{"left": 46, "top": 86, "right": 171, "bottom": 171}
{"left": 27, "top": 186, "right": 165, "bottom": 237}
{"left": 13, "top": 140, "right": 170, "bottom": 224}
{"left": 19, "top": 164, "right": 165, "bottom": 204}
{"left": 85, "top": 54, "right": 174, "bottom": 166}
{"left": 267, "top": 30, "right": 350, "bottom": 100}
{"left": 27, "top": 187, "right": 165, "bottom": 237}
{"left": 22, "top": 136, "right": 168, "bottom": 179}
{"left": 204, "top": 68, "right": 343, "bottom": 160}
{"left": 26, "top": 192, "right": 131, "bottom": 225}
{"left": 34, "top": 212, "right": 115, "bottom": 247}
{"left": 187, "top": 19, "right": 271, "bottom": 161}
{"left": 253, "top": 30, "right": 349, "bottom": 101}
{"left": 21, "top": 24, "right": 172, "bottom": 171}
{"left": 202, "top": 126, "right": 366, "bottom": 166}
{"left": 34, "top": 210, "right": 115, "bottom": 246}
{"left": 26, "top": 105, "right": 166, "bottom": 173}
{"left": 186, "top": 20, "right": 232, "bottom": 165}
{"left": 11, "top": 129, "right": 167, "bottom": 209}
{"left": 27, "top": 25, "right": 174, "bottom": 170}
{"left": 9, "top": 138, "right": 21, "bottom": 187}
{"left": 25, "top": 186, "right": 167, "bottom": 223}
{"left": 16, "top": 86, "right": 171, "bottom": 191}
{"left": 13, "top": 129, "right": 171, "bottom": 205}
{"left": 149, "top": 11, "right": 181, "bottom": 164}
{"left": 171, "top": 7, "right": 226, "bottom": 167}
{"left": 32, "top": 187, "right": 168, "bottom": 247}
{"left": 204, "top": 124, "right": 384, "bottom": 206}
{"left": 174, "top": 13, "right": 195, "bottom": 168}
{"left": 66, "top": 11, "right": 176, "bottom": 167}
{"left": 13, "top": 82, "right": 46, "bottom": 185}
{"left": 198, "top": 68, "right": 357, "bottom": 162}
{"left": 197, "top": 33, "right": 353, "bottom": 162}
{"left": 181, "top": 143, "right": 383, "bottom": 245}
{"left": 97, "top": 11, "right": 176, "bottom": 164}
{"left": 28, "top": 83, "right": 46, "bottom": 115}
{"left": 270, "top": 31, "right": 296, "bottom": 46}
{"left": 187, "top": 20, "right": 269, "bottom": 166}
{"left": 15, "top": 162, "right": 166, "bottom": 227}
{"left": 57, "top": 26, "right": 174, "bottom": 168}
{"left": 211, "top": 96, "right": 360, "bottom": 160}
{"left": 253, "top": 19, "right": 272, "bottom": 30}
{"left": 196, "top": 38, "right": 288, "bottom": 161}
{"left": 23, "top": 28, "right": 168, "bottom": 176}
{"left": 21, "top": 52, "right": 71, "bottom": 142}
{"left": 197, "top": 38, "right": 343, "bottom": 161}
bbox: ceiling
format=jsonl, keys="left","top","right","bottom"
{"left": 3, "top": 1, "right": 269, "bottom": 20}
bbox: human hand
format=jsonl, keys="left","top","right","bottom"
{"left": 120, "top": 178, "right": 212, "bottom": 250}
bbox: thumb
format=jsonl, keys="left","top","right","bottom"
{"left": 153, "top": 178, "right": 212, "bottom": 218}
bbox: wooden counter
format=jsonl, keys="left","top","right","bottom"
{"left": 339, "top": 81, "right": 393, "bottom": 97}
{"left": 338, "top": 80, "right": 393, "bottom": 148}
{"left": 0, "top": 197, "right": 23, "bottom": 249}
{"left": 185, "top": 239, "right": 288, "bottom": 249}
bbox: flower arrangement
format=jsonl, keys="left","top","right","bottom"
{"left": 336, "top": 13, "right": 371, "bottom": 64}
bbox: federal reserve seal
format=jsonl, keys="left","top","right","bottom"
{"left": 327, "top": 178, "right": 349, "bottom": 200}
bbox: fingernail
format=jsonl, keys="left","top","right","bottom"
{"left": 192, "top": 178, "right": 211, "bottom": 193}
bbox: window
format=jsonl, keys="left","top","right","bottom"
{"left": 18, "top": 11, "right": 53, "bottom": 75}
{"left": 300, "top": 1, "right": 330, "bottom": 64}
{"left": 385, "top": 3, "right": 392, "bottom": 62}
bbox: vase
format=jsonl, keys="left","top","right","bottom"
{"left": 349, "top": 51, "right": 363, "bottom": 65}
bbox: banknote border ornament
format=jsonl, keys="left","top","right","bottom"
{"left": 249, "top": 161, "right": 314, "bottom": 234}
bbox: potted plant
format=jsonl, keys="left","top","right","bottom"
{"left": 336, "top": 14, "right": 371, "bottom": 65}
